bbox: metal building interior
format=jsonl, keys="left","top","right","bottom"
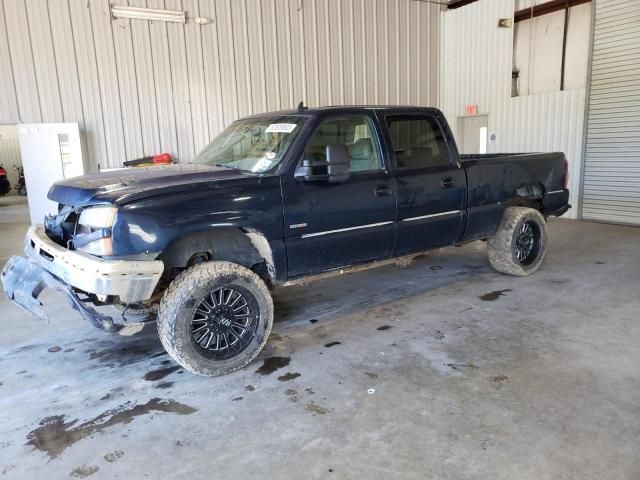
{"left": 0, "top": 0, "right": 638, "bottom": 478}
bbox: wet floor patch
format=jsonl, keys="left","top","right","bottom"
{"left": 304, "top": 402, "right": 329, "bottom": 416}
{"left": 103, "top": 450, "right": 124, "bottom": 463}
{"left": 245, "top": 385, "right": 255, "bottom": 391}
{"left": 155, "top": 381, "right": 174, "bottom": 389}
{"left": 87, "top": 336, "right": 165, "bottom": 367}
{"left": 255, "top": 356, "right": 291, "bottom": 375}
{"left": 445, "top": 363, "right": 478, "bottom": 372}
{"left": 144, "top": 365, "right": 181, "bottom": 381}
{"left": 269, "top": 332, "right": 284, "bottom": 342}
{"left": 100, "top": 387, "right": 124, "bottom": 401}
{"left": 377, "top": 325, "right": 392, "bottom": 331}
{"left": 10, "top": 344, "right": 43, "bottom": 354}
{"left": 70, "top": 465, "right": 99, "bottom": 478}
{"left": 277, "top": 372, "right": 301, "bottom": 382}
{"left": 479, "top": 289, "right": 511, "bottom": 301}
{"left": 491, "top": 374, "right": 509, "bottom": 388}
{"left": 324, "top": 341, "right": 341, "bottom": 348}
{"left": 47, "top": 346, "right": 61, "bottom": 353}
{"left": 26, "top": 398, "right": 197, "bottom": 459}
{"left": 232, "top": 396, "right": 243, "bottom": 401}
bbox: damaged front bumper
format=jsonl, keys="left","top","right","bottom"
{"left": 1, "top": 225, "right": 164, "bottom": 332}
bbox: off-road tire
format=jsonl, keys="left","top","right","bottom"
{"left": 487, "top": 207, "right": 547, "bottom": 276}
{"left": 157, "top": 261, "right": 273, "bottom": 377}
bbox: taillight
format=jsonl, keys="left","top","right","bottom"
{"left": 563, "top": 158, "right": 568, "bottom": 190}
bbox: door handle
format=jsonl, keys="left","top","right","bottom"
{"left": 441, "top": 177, "right": 455, "bottom": 189}
{"left": 374, "top": 184, "right": 393, "bottom": 196}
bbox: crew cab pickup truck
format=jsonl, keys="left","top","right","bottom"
{"left": 2, "top": 106, "right": 570, "bottom": 376}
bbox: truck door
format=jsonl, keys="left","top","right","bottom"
{"left": 381, "top": 112, "right": 467, "bottom": 255}
{"left": 282, "top": 113, "right": 396, "bottom": 278}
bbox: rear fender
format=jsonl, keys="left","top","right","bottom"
{"left": 508, "top": 183, "right": 544, "bottom": 210}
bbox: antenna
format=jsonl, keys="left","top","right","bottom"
{"left": 297, "top": 101, "right": 307, "bottom": 111}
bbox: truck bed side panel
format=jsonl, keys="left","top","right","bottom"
{"left": 461, "top": 152, "right": 567, "bottom": 241}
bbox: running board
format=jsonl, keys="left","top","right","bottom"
{"left": 279, "top": 250, "right": 434, "bottom": 288}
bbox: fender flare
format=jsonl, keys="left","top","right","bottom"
{"left": 159, "top": 228, "right": 276, "bottom": 282}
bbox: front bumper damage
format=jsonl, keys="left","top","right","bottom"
{"left": 1, "top": 225, "right": 164, "bottom": 333}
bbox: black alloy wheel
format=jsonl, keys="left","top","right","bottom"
{"left": 514, "top": 220, "right": 541, "bottom": 266}
{"left": 189, "top": 286, "right": 258, "bottom": 361}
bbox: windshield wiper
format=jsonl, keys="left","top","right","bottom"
{"left": 214, "top": 163, "right": 241, "bottom": 171}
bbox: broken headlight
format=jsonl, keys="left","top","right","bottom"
{"left": 74, "top": 205, "right": 117, "bottom": 256}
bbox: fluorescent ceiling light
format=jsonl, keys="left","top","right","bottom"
{"left": 111, "top": 5, "right": 185, "bottom": 23}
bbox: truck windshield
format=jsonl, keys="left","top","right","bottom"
{"left": 193, "top": 116, "right": 307, "bottom": 173}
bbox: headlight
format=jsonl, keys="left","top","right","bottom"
{"left": 78, "top": 205, "right": 117, "bottom": 228}
{"left": 76, "top": 206, "right": 117, "bottom": 256}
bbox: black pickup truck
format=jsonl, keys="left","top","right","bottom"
{"left": 2, "top": 106, "right": 570, "bottom": 376}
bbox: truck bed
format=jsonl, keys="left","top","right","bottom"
{"left": 460, "top": 152, "right": 569, "bottom": 242}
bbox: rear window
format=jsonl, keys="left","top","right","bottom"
{"left": 386, "top": 116, "right": 449, "bottom": 169}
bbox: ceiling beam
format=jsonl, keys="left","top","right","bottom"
{"left": 446, "top": 0, "right": 479, "bottom": 9}
{"left": 514, "top": 0, "right": 591, "bottom": 23}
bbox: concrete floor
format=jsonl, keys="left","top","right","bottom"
{"left": 0, "top": 195, "right": 639, "bottom": 479}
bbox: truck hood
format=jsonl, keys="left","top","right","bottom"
{"left": 48, "top": 164, "right": 251, "bottom": 207}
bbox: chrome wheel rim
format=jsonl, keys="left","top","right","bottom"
{"left": 514, "top": 220, "right": 541, "bottom": 266}
{"left": 190, "top": 286, "right": 257, "bottom": 360}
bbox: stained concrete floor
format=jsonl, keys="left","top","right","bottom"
{"left": 0, "top": 195, "right": 639, "bottom": 479}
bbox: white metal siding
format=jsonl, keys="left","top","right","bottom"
{"left": 581, "top": 0, "right": 640, "bottom": 225}
{"left": 0, "top": 0, "right": 440, "bottom": 171}
{"left": 440, "top": 0, "right": 587, "bottom": 218}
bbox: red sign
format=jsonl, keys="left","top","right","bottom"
{"left": 465, "top": 104, "right": 479, "bottom": 115}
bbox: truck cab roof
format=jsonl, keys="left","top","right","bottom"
{"left": 244, "top": 105, "right": 443, "bottom": 119}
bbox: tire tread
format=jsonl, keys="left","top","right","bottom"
{"left": 157, "top": 261, "right": 273, "bottom": 376}
{"left": 487, "top": 207, "right": 547, "bottom": 276}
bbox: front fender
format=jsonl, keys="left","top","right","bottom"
{"left": 160, "top": 229, "right": 260, "bottom": 268}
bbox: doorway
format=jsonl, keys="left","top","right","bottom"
{"left": 0, "top": 124, "right": 22, "bottom": 195}
{"left": 459, "top": 115, "right": 488, "bottom": 154}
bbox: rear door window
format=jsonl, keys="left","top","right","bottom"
{"left": 386, "top": 116, "right": 450, "bottom": 170}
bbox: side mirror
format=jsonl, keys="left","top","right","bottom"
{"left": 294, "top": 144, "right": 351, "bottom": 183}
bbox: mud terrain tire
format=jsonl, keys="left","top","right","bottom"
{"left": 487, "top": 207, "right": 547, "bottom": 276}
{"left": 158, "top": 261, "right": 273, "bottom": 377}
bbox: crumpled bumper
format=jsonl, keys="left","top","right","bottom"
{"left": 1, "top": 226, "right": 164, "bottom": 333}
{"left": 2, "top": 255, "right": 122, "bottom": 332}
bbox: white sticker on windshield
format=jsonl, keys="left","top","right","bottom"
{"left": 266, "top": 123, "right": 297, "bottom": 133}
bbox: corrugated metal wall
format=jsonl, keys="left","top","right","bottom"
{"left": 581, "top": 0, "right": 640, "bottom": 225}
{"left": 0, "top": 0, "right": 440, "bottom": 171}
{"left": 440, "top": 0, "right": 587, "bottom": 219}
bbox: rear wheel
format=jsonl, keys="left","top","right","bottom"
{"left": 487, "top": 207, "right": 547, "bottom": 276}
{"left": 157, "top": 261, "right": 273, "bottom": 377}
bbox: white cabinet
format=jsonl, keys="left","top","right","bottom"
{"left": 18, "top": 123, "right": 84, "bottom": 225}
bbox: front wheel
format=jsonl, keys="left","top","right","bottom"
{"left": 157, "top": 261, "right": 273, "bottom": 377}
{"left": 487, "top": 207, "right": 547, "bottom": 276}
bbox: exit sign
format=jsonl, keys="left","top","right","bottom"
{"left": 465, "top": 104, "right": 479, "bottom": 115}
